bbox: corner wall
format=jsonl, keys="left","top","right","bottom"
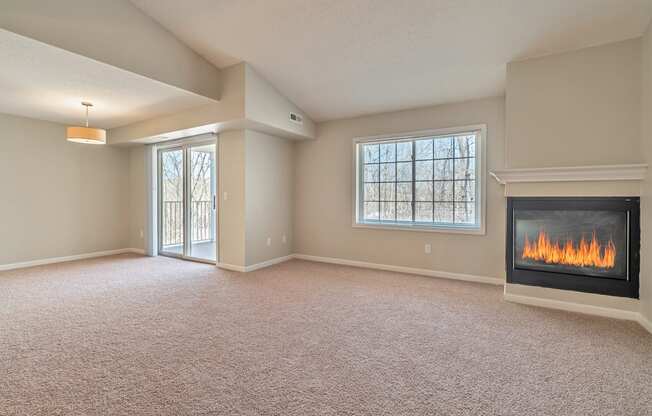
{"left": 0, "top": 113, "right": 131, "bottom": 265}
{"left": 245, "top": 130, "right": 294, "bottom": 265}
{"left": 218, "top": 130, "right": 294, "bottom": 269}
{"left": 218, "top": 129, "right": 295, "bottom": 268}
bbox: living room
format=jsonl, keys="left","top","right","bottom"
{"left": 1, "top": 1, "right": 651, "bottom": 414}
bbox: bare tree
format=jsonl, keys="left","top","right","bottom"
{"left": 161, "top": 150, "right": 214, "bottom": 244}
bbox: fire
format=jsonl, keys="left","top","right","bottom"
{"left": 521, "top": 229, "right": 616, "bottom": 269}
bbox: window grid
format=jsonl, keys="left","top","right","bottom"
{"left": 360, "top": 133, "right": 478, "bottom": 227}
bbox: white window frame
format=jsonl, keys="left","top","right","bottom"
{"left": 352, "top": 124, "right": 487, "bottom": 235}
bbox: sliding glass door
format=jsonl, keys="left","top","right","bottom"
{"left": 189, "top": 143, "right": 217, "bottom": 260}
{"left": 158, "top": 139, "right": 217, "bottom": 263}
{"left": 160, "top": 148, "right": 185, "bottom": 256}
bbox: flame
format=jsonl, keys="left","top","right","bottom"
{"left": 521, "top": 229, "right": 616, "bottom": 269}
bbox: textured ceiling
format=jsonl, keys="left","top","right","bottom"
{"left": 131, "top": 0, "right": 652, "bottom": 121}
{"left": 0, "top": 29, "right": 215, "bottom": 129}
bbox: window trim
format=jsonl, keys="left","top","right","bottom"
{"left": 352, "top": 124, "right": 487, "bottom": 235}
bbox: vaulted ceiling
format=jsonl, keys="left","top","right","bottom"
{"left": 132, "top": 0, "right": 652, "bottom": 121}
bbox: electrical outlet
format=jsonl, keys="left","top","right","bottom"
{"left": 139, "top": 229, "right": 144, "bottom": 239}
{"left": 282, "top": 234, "right": 287, "bottom": 244}
{"left": 223, "top": 191, "right": 228, "bottom": 201}
{"left": 266, "top": 237, "right": 272, "bottom": 246}
{"left": 424, "top": 243, "right": 432, "bottom": 254}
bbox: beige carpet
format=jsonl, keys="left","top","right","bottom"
{"left": 1, "top": 254, "right": 651, "bottom": 415}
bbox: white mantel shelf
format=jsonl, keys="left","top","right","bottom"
{"left": 490, "top": 164, "right": 648, "bottom": 184}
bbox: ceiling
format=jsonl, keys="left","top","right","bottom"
{"left": 0, "top": 29, "right": 215, "bottom": 129}
{"left": 131, "top": 0, "right": 652, "bottom": 122}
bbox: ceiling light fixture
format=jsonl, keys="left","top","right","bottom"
{"left": 66, "top": 102, "right": 106, "bottom": 144}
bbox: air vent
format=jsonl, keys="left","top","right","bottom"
{"left": 289, "top": 112, "right": 303, "bottom": 125}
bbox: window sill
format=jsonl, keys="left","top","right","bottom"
{"left": 352, "top": 221, "right": 486, "bottom": 235}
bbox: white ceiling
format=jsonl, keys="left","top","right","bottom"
{"left": 0, "top": 29, "right": 215, "bottom": 129}
{"left": 131, "top": 0, "right": 652, "bottom": 122}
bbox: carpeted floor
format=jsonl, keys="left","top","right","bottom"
{"left": 1, "top": 254, "right": 651, "bottom": 415}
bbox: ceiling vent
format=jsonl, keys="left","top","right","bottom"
{"left": 289, "top": 112, "right": 303, "bottom": 125}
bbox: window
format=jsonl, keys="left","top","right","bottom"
{"left": 354, "top": 125, "right": 485, "bottom": 234}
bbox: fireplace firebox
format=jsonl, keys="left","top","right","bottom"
{"left": 506, "top": 197, "right": 640, "bottom": 298}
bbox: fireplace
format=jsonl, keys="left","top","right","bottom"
{"left": 506, "top": 197, "right": 640, "bottom": 298}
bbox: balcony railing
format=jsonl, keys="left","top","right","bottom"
{"left": 162, "top": 200, "right": 214, "bottom": 246}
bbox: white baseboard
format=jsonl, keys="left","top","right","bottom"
{"left": 217, "top": 254, "right": 294, "bottom": 273}
{"left": 292, "top": 253, "right": 503, "bottom": 286}
{"left": 245, "top": 255, "right": 294, "bottom": 272}
{"left": 638, "top": 314, "right": 652, "bottom": 334}
{"left": 0, "top": 248, "right": 145, "bottom": 272}
{"left": 216, "top": 262, "right": 246, "bottom": 272}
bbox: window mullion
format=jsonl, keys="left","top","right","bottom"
{"left": 432, "top": 153, "right": 435, "bottom": 223}
{"left": 411, "top": 140, "right": 416, "bottom": 223}
{"left": 377, "top": 146, "right": 380, "bottom": 221}
{"left": 452, "top": 152, "right": 456, "bottom": 224}
{"left": 394, "top": 143, "right": 397, "bottom": 222}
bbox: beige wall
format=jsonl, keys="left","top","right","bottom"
{"left": 294, "top": 97, "right": 506, "bottom": 278}
{"left": 128, "top": 146, "right": 147, "bottom": 250}
{"left": 245, "top": 130, "right": 294, "bottom": 265}
{"left": 109, "top": 63, "right": 316, "bottom": 145}
{"left": 244, "top": 65, "right": 316, "bottom": 139}
{"left": 109, "top": 63, "right": 245, "bottom": 145}
{"left": 641, "top": 22, "right": 652, "bottom": 322}
{"left": 0, "top": 113, "right": 130, "bottom": 265}
{"left": 506, "top": 38, "right": 642, "bottom": 168}
{"left": 218, "top": 130, "right": 246, "bottom": 267}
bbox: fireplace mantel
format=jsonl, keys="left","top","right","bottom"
{"left": 490, "top": 164, "right": 647, "bottom": 184}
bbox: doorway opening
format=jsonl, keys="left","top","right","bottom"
{"left": 158, "top": 138, "right": 217, "bottom": 263}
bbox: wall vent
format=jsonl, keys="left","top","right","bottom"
{"left": 289, "top": 112, "right": 303, "bottom": 125}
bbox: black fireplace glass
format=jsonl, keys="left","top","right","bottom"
{"left": 513, "top": 209, "right": 628, "bottom": 280}
{"left": 507, "top": 197, "right": 639, "bottom": 298}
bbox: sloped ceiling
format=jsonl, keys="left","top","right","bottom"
{"left": 131, "top": 0, "right": 652, "bottom": 121}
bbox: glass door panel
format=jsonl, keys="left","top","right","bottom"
{"left": 189, "top": 143, "right": 217, "bottom": 261}
{"left": 159, "top": 148, "right": 185, "bottom": 256}
{"left": 158, "top": 137, "right": 217, "bottom": 263}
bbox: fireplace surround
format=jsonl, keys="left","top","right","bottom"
{"left": 506, "top": 197, "right": 640, "bottom": 298}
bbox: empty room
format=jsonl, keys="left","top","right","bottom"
{"left": 1, "top": 1, "right": 652, "bottom": 415}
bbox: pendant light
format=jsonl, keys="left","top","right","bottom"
{"left": 66, "top": 102, "right": 106, "bottom": 144}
